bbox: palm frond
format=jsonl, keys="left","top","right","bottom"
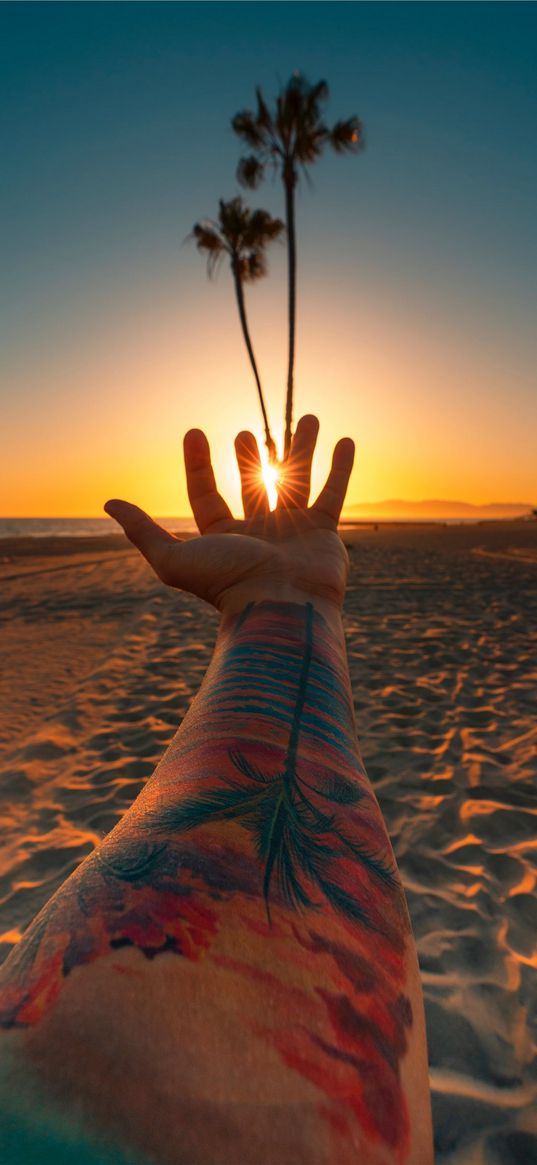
{"left": 244, "top": 251, "right": 267, "bottom": 282}
{"left": 231, "top": 109, "right": 266, "bottom": 149}
{"left": 330, "top": 116, "right": 364, "bottom": 153}
{"left": 187, "top": 221, "right": 227, "bottom": 279}
{"left": 187, "top": 198, "right": 283, "bottom": 287}
{"left": 294, "top": 125, "right": 327, "bottom": 164}
{"left": 232, "top": 75, "right": 363, "bottom": 183}
{"left": 218, "top": 196, "right": 246, "bottom": 246}
{"left": 256, "top": 86, "right": 273, "bottom": 132}
{"left": 206, "top": 248, "right": 227, "bottom": 280}
{"left": 275, "top": 93, "right": 286, "bottom": 142}
{"left": 306, "top": 79, "right": 329, "bottom": 118}
{"left": 247, "top": 208, "right": 285, "bottom": 245}
{"left": 286, "top": 83, "right": 302, "bottom": 124}
{"left": 237, "top": 154, "right": 265, "bottom": 189}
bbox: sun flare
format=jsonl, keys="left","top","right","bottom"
{"left": 261, "top": 461, "right": 281, "bottom": 509}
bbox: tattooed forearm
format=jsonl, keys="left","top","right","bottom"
{"left": 0, "top": 601, "right": 417, "bottom": 1162}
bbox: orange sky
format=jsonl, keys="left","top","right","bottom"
{"left": 3, "top": 260, "right": 536, "bottom": 519}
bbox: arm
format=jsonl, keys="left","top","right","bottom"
{"left": 0, "top": 417, "right": 433, "bottom": 1165}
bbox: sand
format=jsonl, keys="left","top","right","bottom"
{"left": 1, "top": 519, "right": 536, "bottom": 1164}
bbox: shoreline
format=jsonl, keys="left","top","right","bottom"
{"left": 0, "top": 515, "right": 535, "bottom": 564}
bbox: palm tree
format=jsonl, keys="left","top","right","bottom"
{"left": 187, "top": 196, "right": 284, "bottom": 464}
{"left": 232, "top": 72, "right": 364, "bottom": 460}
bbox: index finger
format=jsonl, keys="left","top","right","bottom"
{"left": 184, "top": 429, "right": 233, "bottom": 533}
{"left": 310, "top": 437, "right": 355, "bottom": 525}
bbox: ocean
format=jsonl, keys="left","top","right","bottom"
{"left": 0, "top": 517, "right": 198, "bottom": 539}
{"left": 0, "top": 517, "right": 519, "bottom": 541}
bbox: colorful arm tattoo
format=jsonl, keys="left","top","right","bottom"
{"left": 0, "top": 601, "right": 415, "bottom": 1161}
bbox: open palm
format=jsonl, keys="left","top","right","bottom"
{"left": 104, "top": 415, "right": 355, "bottom": 617}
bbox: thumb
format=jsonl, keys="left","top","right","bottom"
{"left": 104, "top": 499, "right": 178, "bottom": 581}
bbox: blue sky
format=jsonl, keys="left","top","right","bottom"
{"left": 2, "top": 2, "right": 536, "bottom": 514}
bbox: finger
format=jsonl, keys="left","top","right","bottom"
{"left": 276, "top": 414, "right": 319, "bottom": 511}
{"left": 310, "top": 437, "right": 355, "bottom": 525}
{"left": 104, "top": 499, "right": 177, "bottom": 580}
{"left": 184, "top": 429, "right": 233, "bottom": 533}
{"left": 235, "top": 431, "right": 270, "bottom": 519}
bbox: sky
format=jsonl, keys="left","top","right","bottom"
{"left": 1, "top": 1, "right": 536, "bottom": 518}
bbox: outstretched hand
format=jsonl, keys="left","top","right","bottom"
{"left": 104, "top": 415, "right": 355, "bottom": 618}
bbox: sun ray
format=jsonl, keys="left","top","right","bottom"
{"left": 261, "top": 460, "right": 281, "bottom": 510}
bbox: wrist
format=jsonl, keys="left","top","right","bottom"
{"left": 218, "top": 585, "right": 344, "bottom": 644}
{"left": 210, "top": 596, "right": 357, "bottom": 750}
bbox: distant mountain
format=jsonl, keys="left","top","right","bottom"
{"left": 342, "top": 499, "right": 535, "bottom": 520}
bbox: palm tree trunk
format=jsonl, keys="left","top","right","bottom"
{"left": 232, "top": 260, "right": 277, "bottom": 463}
{"left": 283, "top": 162, "right": 297, "bottom": 461}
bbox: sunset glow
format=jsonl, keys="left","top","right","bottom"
{"left": 2, "top": 4, "right": 536, "bottom": 519}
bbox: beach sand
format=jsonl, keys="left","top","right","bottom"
{"left": 1, "top": 520, "right": 536, "bottom": 1163}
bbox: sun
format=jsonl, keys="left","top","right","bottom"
{"left": 261, "top": 460, "right": 281, "bottom": 509}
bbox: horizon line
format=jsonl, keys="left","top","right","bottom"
{"left": 2, "top": 506, "right": 535, "bottom": 522}
{"left": 1, "top": 500, "right": 536, "bottom": 520}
